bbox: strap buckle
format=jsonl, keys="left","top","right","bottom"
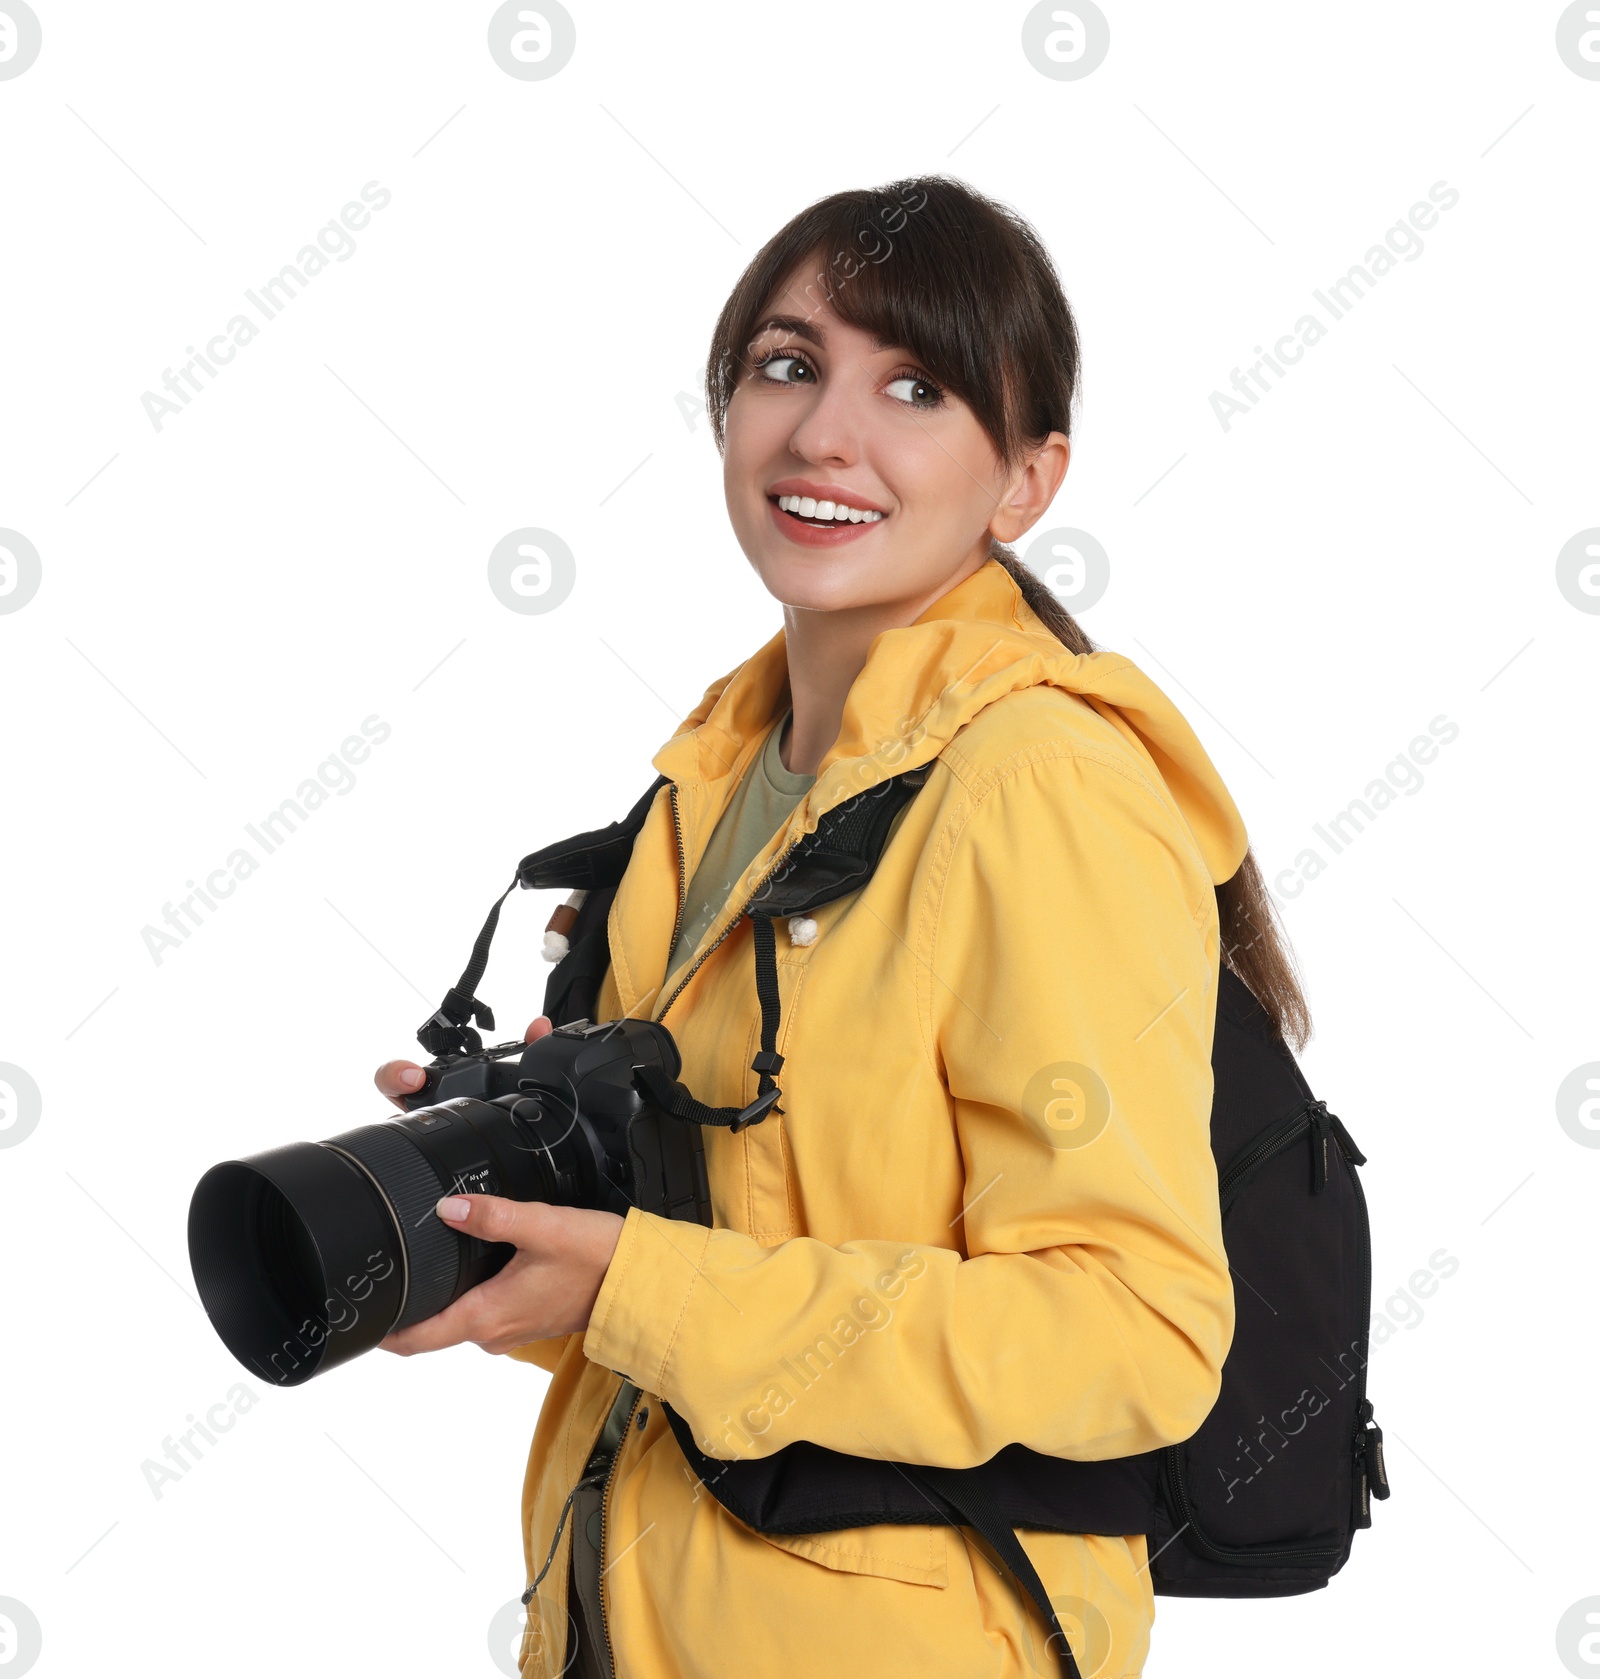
{"left": 729, "top": 1085, "right": 783, "bottom": 1133}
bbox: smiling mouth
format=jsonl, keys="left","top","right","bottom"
{"left": 769, "top": 493, "right": 887, "bottom": 529}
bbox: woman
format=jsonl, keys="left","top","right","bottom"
{"left": 375, "top": 175, "right": 1310, "bottom": 1679}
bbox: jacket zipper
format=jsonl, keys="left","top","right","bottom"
{"left": 593, "top": 1382, "right": 643, "bottom": 1679}
{"left": 664, "top": 782, "right": 688, "bottom": 975}
{"left": 574, "top": 781, "right": 793, "bottom": 1669}
{"left": 654, "top": 813, "right": 805, "bottom": 1025}
{"left": 657, "top": 746, "right": 909, "bottom": 1024}
{"left": 1161, "top": 1088, "right": 1369, "bottom": 1568}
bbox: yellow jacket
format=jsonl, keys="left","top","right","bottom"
{"left": 509, "top": 557, "right": 1248, "bottom": 1679}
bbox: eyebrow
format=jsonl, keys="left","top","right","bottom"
{"left": 749, "top": 314, "right": 899, "bottom": 354}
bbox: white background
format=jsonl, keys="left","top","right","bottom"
{"left": 2, "top": 3, "right": 1596, "bottom": 1675}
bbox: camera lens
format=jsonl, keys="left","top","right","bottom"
{"left": 187, "top": 1017, "right": 703, "bottom": 1385}
{"left": 188, "top": 1139, "right": 410, "bottom": 1387}
{"left": 256, "top": 1179, "right": 325, "bottom": 1323}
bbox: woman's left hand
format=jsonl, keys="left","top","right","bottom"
{"left": 378, "top": 1195, "right": 627, "bottom": 1357}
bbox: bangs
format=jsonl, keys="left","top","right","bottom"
{"left": 706, "top": 176, "right": 1078, "bottom": 473}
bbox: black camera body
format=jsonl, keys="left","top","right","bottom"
{"left": 187, "top": 1016, "right": 711, "bottom": 1387}
{"left": 395, "top": 1017, "right": 712, "bottom": 1225}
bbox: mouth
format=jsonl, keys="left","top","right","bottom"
{"left": 766, "top": 492, "right": 888, "bottom": 547}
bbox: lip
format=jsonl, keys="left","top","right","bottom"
{"left": 766, "top": 496, "right": 885, "bottom": 549}
{"left": 765, "top": 480, "right": 890, "bottom": 549}
{"left": 767, "top": 479, "right": 889, "bottom": 515}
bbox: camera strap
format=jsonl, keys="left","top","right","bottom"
{"left": 633, "top": 910, "right": 785, "bottom": 1133}
{"left": 420, "top": 762, "right": 929, "bottom": 1114}
{"left": 632, "top": 764, "right": 934, "bottom": 1133}
{"left": 416, "top": 776, "right": 670, "bottom": 1059}
{"left": 415, "top": 876, "right": 515, "bottom": 1058}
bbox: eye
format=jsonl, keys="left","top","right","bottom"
{"left": 884, "top": 370, "right": 945, "bottom": 410}
{"left": 752, "top": 349, "right": 815, "bottom": 386}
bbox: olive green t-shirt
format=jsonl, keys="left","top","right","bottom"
{"left": 664, "top": 709, "right": 815, "bottom": 988}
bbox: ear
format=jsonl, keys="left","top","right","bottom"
{"left": 989, "top": 433, "right": 1071, "bottom": 545}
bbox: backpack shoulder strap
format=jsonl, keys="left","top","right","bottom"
{"left": 748, "top": 762, "right": 934, "bottom": 920}
{"left": 708, "top": 761, "right": 935, "bottom": 1119}
{"left": 417, "top": 760, "right": 934, "bottom": 1076}
{"left": 517, "top": 774, "right": 669, "bottom": 892}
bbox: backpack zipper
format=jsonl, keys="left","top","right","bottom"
{"left": 1216, "top": 1097, "right": 1346, "bottom": 1211}
{"left": 1346, "top": 1159, "right": 1382, "bottom": 1528}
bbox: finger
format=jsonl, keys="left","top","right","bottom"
{"left": 374, "top": 1060, "right": 428, "bottom": 1109}
{"left": 524, "top": 1015, "right": 554, "bottom": 1043}
{"left": 435, "top": 1192, "right": 545, "bottom": 1249}
{"left": 379, "top": 1290, "right": 483, "bottom": 1356}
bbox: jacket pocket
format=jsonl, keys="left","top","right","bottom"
{"left": 748, "top": 1519, "right": 949, "bottom": 1588}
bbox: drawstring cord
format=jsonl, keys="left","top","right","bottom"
{"left": 522, "top": 1482, "right": 580, "bottom": 1605}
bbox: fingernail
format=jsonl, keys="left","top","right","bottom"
{"left": 437, "top": 1196, "right": 471, "bottom": 1221}
{"left": 402, "top": 1068, "right": 425, "bottom": 1088}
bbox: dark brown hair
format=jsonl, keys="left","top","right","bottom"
{"left": 704, "top": 174, "right": 1311, "bottom": 1049}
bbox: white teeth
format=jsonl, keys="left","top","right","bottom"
{"left": 776, "top": 494, "right": 884, "bottom": 523}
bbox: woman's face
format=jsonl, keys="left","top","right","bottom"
{"left": 722, "top": 258, "right": 1068, "bottom": 616}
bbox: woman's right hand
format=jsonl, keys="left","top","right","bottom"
{"left": 373, "top": 1015, "right": 556, "bottom": 1110}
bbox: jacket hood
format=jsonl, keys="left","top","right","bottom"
{"left": 651, "top": 555, "right": 1249, "bottom": 885}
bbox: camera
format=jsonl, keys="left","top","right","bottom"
{"left": 187, "top": 1017, "right": 711, "bottom": 1387}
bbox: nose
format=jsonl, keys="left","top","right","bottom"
{"left": 786, "top": 366, "right": 867, "bottom": 468}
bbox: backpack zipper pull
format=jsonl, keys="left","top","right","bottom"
{"left": 1307, "top": 1101, "right": 1330, "bottom": 1194}
{"left": 1326, "top": 1106, "right": 1366, "bottom": 1166}
{"left": 1357, "top": 1399, "right": 1390, "bottom": 1500}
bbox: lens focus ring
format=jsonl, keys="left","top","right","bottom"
{"left": 321, "top": 1123, "right": 460, "bottom": 1329}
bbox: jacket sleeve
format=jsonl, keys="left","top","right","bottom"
{"left": 581, "top": 748, "right": 1235, "bottom": 1467}
{"left": 505, "top": 1334, "right": 574, "bottom": 1373}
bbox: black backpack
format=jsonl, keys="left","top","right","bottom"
{"left": 430, "top": 767, "right": 1389, "bottom": 1679}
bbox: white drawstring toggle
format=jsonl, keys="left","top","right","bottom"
{"left": 542, "top": 889, "right": 589, "bottom": 962}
